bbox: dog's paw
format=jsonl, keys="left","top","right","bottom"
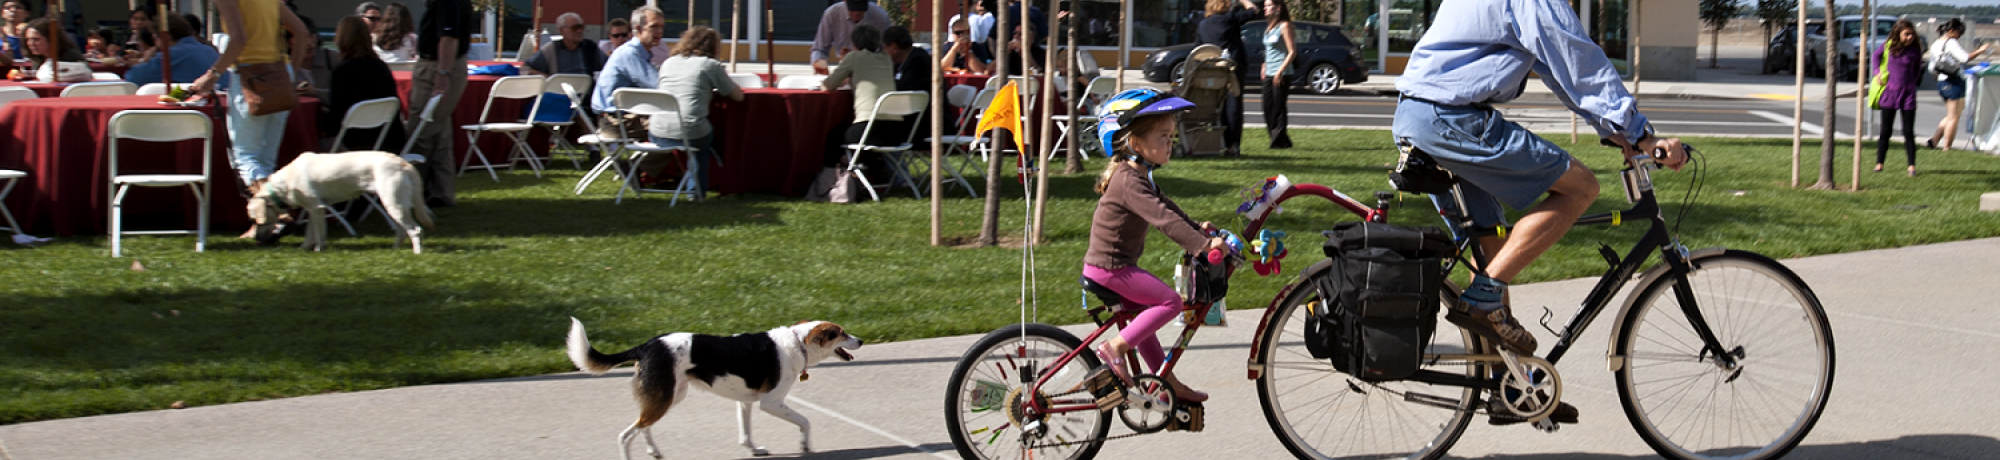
{"left": 748, "top": 446, "right": 770, "bottom": 457}
{"left": 800, "top": 442, "right": 814, "bottom": 454}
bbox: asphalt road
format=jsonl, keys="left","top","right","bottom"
{"left": 1244, "top": 92, "right": 1961, "bottom": 144}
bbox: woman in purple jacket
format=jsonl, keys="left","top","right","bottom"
{"left": 1872, "top": 20, "right": 1924, "bottom": 177}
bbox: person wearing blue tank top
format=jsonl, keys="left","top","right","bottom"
{"left": 1259, "top": 0, "right": 1294, "bottom": 149}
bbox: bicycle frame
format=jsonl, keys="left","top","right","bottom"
{"left": 1241, "top": 154, "right": 1740, "bottom": 387}
{"left": 1018, "top": 294, "right": 1221, "bottom": 417}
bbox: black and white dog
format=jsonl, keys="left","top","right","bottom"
{"left": 566, "top": 318, "right": 862, "bottom": 459}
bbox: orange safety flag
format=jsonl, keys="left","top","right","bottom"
{"left": 974, "top": 82, "right": 1026, "bottom": 149}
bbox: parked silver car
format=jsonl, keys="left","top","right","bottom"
{"left": 1803, "top": 15, "right": 1898, "bottom": 79}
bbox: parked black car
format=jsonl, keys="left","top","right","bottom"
{"left": 1141, "top": 20, "right": 1368, "bottom": 94}
{"left": 1763, "top": 20, "right": 1824, "bottom": 75}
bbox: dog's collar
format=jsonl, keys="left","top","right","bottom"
{"left": 262, "top": 187, "right": 291, "bottom": 210}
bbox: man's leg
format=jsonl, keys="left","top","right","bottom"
{"left": 1480, "top": 158, "right": 1599, "bottom": 284}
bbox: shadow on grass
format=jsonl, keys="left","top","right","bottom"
{"left": 0, "top": 278, "right": 585, "bottom": 422}
{"left": 423, "top": 198, "right": 794, "bottom": 238}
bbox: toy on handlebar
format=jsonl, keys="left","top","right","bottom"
{"left": 1250, "top": 229, "right": 1288, "bottom": 276}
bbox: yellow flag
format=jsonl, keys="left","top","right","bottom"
{"left": 974, "top": 82, "right": 1026, "bottom": 149}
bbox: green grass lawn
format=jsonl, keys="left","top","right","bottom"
{"left": 4, "top": 128, "right": 1997, "bottom": 423}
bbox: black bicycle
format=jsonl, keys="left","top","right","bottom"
{"left": 1237, "top": 144, "right": 1835, "bottom": 460}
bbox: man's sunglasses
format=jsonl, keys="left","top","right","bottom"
{"left": 952, "top": 29, "right": 968, "bottom": 35}
{"left": 362, "top": 15, "right": 381, "bottom": 21}
{"left": 610, "top": 32, "right": 629, "bottom": 38}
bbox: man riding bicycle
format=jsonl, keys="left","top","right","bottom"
{"left": 1391, "top": 0, "right": 1687, "bottom": 359}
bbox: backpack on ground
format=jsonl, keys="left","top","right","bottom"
{"left": 1303, "top": 221, "right": 1452, "bottom": 381}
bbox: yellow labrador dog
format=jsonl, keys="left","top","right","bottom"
{"left": 247, "top": 151, "right": 434, "bottom": 254}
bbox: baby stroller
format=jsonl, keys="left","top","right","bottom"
{"left": 1173, "top": 44, "right": 1238, "bottom": 157}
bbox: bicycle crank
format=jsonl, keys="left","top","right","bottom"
{"left": 1492, "top": 353, "right": 1562, "bottom": 423}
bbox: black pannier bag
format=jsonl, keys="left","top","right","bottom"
{"left": 1304, "top": 221, "right": 1453, "bottom": 380}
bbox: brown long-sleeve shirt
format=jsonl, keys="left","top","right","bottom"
{"left": 1084, "top": 165, "right": 1210, "bottom": 270}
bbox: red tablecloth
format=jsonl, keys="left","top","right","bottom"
{"left": 0, "top": 80, "right": 77, "bottom": 98}
{"left": 944, "top": 73, "right": 990, "bottom": 89}
{"left": 89, "top": 62, "right": 132, "bottom": 76}
{"left": 0, "top": 95, "right": 319, "bottom": 236}
{"left": 710, "top": 89, "right": 853, "bottom": 196}
{"left": 393, "top": 71, "right": 550, "bottom": 170}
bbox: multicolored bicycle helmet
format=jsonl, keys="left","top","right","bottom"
{"left": 1096, "top": 87, "right": 1195, "bottom": 158}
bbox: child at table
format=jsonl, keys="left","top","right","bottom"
{"left": 1082, "top": 87, "right": 1228, "bottom": 403}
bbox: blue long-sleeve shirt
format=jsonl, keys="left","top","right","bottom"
{"left": 124, "top": 37, "right": 221, "bottom": 86}
{"left": 592, "top": 39, "right": 656, "bottom": 113}
{"left": 1395, "top": 0, "right": 1650, "bottom": 144}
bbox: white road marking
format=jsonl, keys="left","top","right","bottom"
{"left": 790, "top": 396, "right": 957, "bottom": 460}
{"left": 1747, "top": 110, "right": 1849, "bottom": 137}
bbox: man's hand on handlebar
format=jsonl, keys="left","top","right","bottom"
{"left": 1606, "top": 135, "right": 1689, "bottom": 171}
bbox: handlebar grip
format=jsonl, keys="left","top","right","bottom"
{"left": 1207, "top": 249, "right": 1225, "bottom": 265}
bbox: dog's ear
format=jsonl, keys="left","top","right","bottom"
{"left": 809, "top": 323, "right": 845, "bottom": 346}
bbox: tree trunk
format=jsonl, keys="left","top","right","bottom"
{"left": 978, "top": 0, "right": 1014, "bottom": 246}
{"left": 1709, "top": 27, "right": 1719, "bottom": 68}
{"left": 1812, "top": 0, "right": 1837, "bottom": 190}
{"left": 1063, "top": 0, "right": 1083, "bottom": 175}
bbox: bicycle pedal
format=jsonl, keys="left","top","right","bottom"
{"left": 1165, "top": 402, "right": 1204, "bottom": 432}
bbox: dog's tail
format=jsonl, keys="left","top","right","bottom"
{"left": 567, "top": 317, "right": 655, "bottom": 374}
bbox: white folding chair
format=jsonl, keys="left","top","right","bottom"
{"left": 776, "top": 75, "right": 825, "bottom": 90}
{"left": 611, "top": 88, "right": 702, "bottom": 206}
{"left": 844, "top": 91, "right": 929, "bottom": 202}
{"left": 920, "top": 84, "right": 981, "bottom": 198}
{"left": 91, "top": 72, "right": 122, "bottom": 81}
{"left": 331, "top": 97, "right": 405, "bottom": 152}
{"left": 1052, "top": 76, "right": 1118, "bottom": 158}
{"left": 321, "top": 96, "right": 406, "bottom": 235}
{"left": 458, "top": 75, "right": 547, "bottom": 181}
{"left": 106, "top": 110, "right": 212, "bottom": 258}
{"left": 728, "top": 73, "right": 766, "bottom": 89}
{"left": 537, "top": 73, "right": 594, "bottom": 169}
{"left": 0, "top": 86, "right": 38, "bottom": 106}
{"left": 400, "top": 95, "right": 444, "bottom": 166}
{"left": 565, "top": 82, "right": 630, "bottom": 195}
{"left": 61, "top": 81, "right": 138, "bottom": 97}
{"left": 0, "top": 169, "right": 23, "bottom": 235}
{"left": 135, "top": 83, "right": 171, "bottom": 95}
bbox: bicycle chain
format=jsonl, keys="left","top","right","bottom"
{"left": 1021, "top": 430, "right": 1149, "bottom": 449}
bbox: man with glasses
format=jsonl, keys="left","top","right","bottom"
{"left": 597, "top": 17, "right": 628, "bottom": 55}
{"left": 523, "top": 11, "right": 604, "bottom": 76}
{"left": 1, "top": 0, "right": 31, "bottom": 62}
{"left": 938, "top": 15, "right": 989, "bottom": 74}
{"left": 355, "top": 2, "right": 382, "bottom": 24}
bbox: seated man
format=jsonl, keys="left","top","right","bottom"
{"left": 523, "top": 12, "right": 605, "bottom": 76}
{"left": 1392, "top": 0, "right": 1686, "bottom": 360}
{"left": 597, "top": 17, "right": 628, "bottom": 55}
{"left": 882, "top": 25, "right": 947, "bottom": 133}
{"left": 809, "top": 0, "right": 890, "bottom": 74}
{"left": 938, "top": 15, "right": 990, "bottom": 74}
{"left": 592, "top": 6, "right": 664, "bottom": 138}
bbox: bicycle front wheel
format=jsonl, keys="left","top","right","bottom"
{"left": 944, "top": 323, "right": 1111, "bottom": 460}
{"left": 1256, "top": 270, "right": 1478, "bottom": 460}
{"left": 1614, "top": 250, "right": 1835, "bottom": 460}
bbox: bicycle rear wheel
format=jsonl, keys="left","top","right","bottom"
{"left": 1614, "top": 250, "right": 1835, "bottom": 460}
{"left": 945, "top": 323, "right": 1111, "bottom": 460}
{"left": 1256, "top": 269, "right": 1478, "bottom": 460}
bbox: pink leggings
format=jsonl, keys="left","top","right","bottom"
{"left": 1083, "top": 265, "right": 1183, "bottom": 373}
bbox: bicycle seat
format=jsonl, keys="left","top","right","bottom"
{"left": 1390, "top": 145, "right": 1458, "bottom": 195}
{"left": 1079, "top": 277, "right": 1127, "bottom": 307}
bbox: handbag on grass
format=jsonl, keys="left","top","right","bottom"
{"left": 237, "top": 62, "right": 298, "bottom": 116}
{"left": 1866, "top": 42, "right": 1893, "bottom": 110}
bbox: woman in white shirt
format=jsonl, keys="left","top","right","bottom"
{"left": 1927, "top": 18, "right": 1989, "bottom": 151}
{"left": 371, "top": 2, "right": 417, "bottom": 63}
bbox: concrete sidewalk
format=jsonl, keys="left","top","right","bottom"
{"left": 4, "top": 237, "right": 1999, "bottom": 459}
